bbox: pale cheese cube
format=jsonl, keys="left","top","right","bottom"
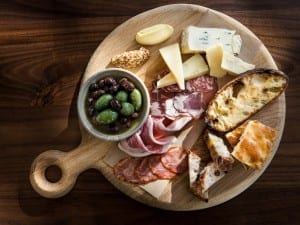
{"left": 206, "top": 44, "right": 227, "bottom": 78}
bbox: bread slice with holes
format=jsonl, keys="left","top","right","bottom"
{"left": 204, "top": 130, "right": 234, "bottom": 172}
{"left": 205, "top": 68, "right": 288, "bottom": 132}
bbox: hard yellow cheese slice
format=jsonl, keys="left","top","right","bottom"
{"left": 157, "top": 54, "right": 209, "bottom": 88}
{"left": 206, "top": 44, "right": 227, "bottom": 78}
{"left": 159, "top": 43, "right": 185, "bottom": 89}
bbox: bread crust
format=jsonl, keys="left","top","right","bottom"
{"left": 205, "top": 68, "right": 288, "bottom": 132}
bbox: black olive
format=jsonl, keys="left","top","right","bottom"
{"left": 87, "top": 107, "right": 96, "bottom": 117}
{"left": 89, "top": 82, "right": 99, "bottom": 92}
{"left": 108, "top": 123, "right": 120, "bottom": 132}
{"left": 98, "top": 79, "right": 105, "bottom": 88}
{"left": 125, "top": 121, "right": 131, "bottom": 128}
{"left": 87, "top": 97, "right": 94, "bottom": 106}
{"left": 119, "top": 78, "right": 135, "bottom": 91}
{"left": 104, "top": 77, "right": 117, "bottom": 86}
{"left": 110, "top": 99, "right": 121, "bottom": 111}
{"left": 109, "top": 84, "right": 119, "bottom": 94}
{"left": 92, "top": 89, "right": 105, "bottom": 99}
{"left": 131, "top": 112, "right": 139, "bottom": 119}
{"left": 119, "top": 117, "right": 128, "bottom": 124}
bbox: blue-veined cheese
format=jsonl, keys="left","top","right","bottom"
{"left": 181, "top": 26, "right": 241, "bottom": 55}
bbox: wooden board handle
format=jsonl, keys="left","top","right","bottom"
{"left": 30, "top": 139, "right": 106, "bottom": 198}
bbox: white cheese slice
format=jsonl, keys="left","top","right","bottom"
{"left": 181, "top": 26, "right": 237, "bottom": 54}
{"left": 221, "top": 51, "right": 255, "bottom": 75}
{"left": 159, "top": 43, "right": 185, "bottom": 89}
{"left": 206, "top": 44, "right": 227, "bottom": 77}
{"left": 157, "top": 54, "right": 209, "bottom": 88}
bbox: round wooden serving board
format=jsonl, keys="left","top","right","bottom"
{"left": 30, "top": 4, "right": 286, "bottom": 210}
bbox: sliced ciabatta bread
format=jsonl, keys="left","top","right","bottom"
{"left": 204, "top": 130, "right": 234, "bottom": 172}
{"left": 205, "top": 68, "right": 288, "bottom": 132}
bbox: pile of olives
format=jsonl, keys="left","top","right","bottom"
{"left": 86, "top": 76, "right": 143, "bottom": 133}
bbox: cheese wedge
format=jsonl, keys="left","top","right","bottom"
{"left": 221, "top": 51, "right": 255, "bottom": 75}
{"left": 159, "top": 43, "right": 185, "bottom": 89}
{"left": 157, "top": 54, "right": 209, "bottom": 88}
{"left": 181, "top": 26, "right": 241, "bottom": 55}
{"left": 206, "top": 44, "right": 227, "bottom": 78}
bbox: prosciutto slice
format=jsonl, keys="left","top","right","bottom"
{"left": 118, "top": 116, "right": 176, "bottom": 157}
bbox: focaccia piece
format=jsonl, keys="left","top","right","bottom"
{"left": 225, "top": 120, "right": 249, "bottom": 147}
{"left": 205, "top": 68, "right": 288, "bottom": 132}
{"left": 204, "top": 130, "right": 234, "bottom": 172}
{"left": 231, "top": 120, "right": 277, "bottom": 169}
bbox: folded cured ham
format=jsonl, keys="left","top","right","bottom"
{"left": 119, "top": 115, "right": 192, "bottom": 157}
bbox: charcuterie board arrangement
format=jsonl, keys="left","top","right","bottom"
{"left": 30, "top": 4, "right": 287, "bottom": 210}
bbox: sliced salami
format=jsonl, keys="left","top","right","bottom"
{"left": 113, "top": 157, "right": 142, "bottom": 184}
{"left": 149, "top": 155, "right": 176, "bottom": 179}
{"left": 161, "top": 146, "right": 188, "bottom": 173}
{"left": 134, "top": 157, "right": 158, "bottom": 183}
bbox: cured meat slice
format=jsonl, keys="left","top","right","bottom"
{"left": 141, "top": 116, "right": 176, "bottom": 146}
{"left": 148, "top": 155, "right": 176, "bottom": 179}
{"left": 113, "top": 157, "right": 142, "bottom": 184}
{"left": 134, "top": 157, "right": 158, "bottom": 183}
{"left": 118, "top": 116, "right": 176, "bottom": 157}
{"left": 161, "top": 146, "right": 188, "bottom": 173}
{"left": 152, "top": 116, "right": 192, "bottom": 135}
{"left": 173, "top": 92, "right": 204, "bottom": 118}
{"left": 150, "top": 75, "right": 218, "bottom": 119}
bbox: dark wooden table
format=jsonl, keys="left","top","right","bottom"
{"left": 0, "top": 1, "right": 299, "bottom": 224}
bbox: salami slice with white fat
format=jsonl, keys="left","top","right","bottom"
{"left": 148, "top": 155, "right": 176, "bottom": 179}
{"left": 161, "top": 146, "right": 188, "bottom": 173}
{"left": 134, "top": 157, "right": 158, "bottom": 183}
{"left": 113, "top": 157, "right": 142, "bottom": 184}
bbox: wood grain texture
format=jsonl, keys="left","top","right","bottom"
{"left": 0, "top": 0, "right": 299, "bottom": 224}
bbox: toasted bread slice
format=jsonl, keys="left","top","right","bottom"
{"left": 231, "top": 120, "right": 277, "bottom": 169}
{"left": 204, "top": 130, "right": 234, "bottom": 172}
{"left": 205, "top": 68, "right": 288, "bottom": 132}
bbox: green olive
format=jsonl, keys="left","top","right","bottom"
{"left": 120, "top": 102, "right": 134, "bottom": 116}
{"left": 115, "top": 90, "right": 128, "bottom": 102}
{"left": 95, "top": 94, "right": 113, "bottom": 111}
{"left": 96, "top": 109, "right": 118, "bottom": 125}
{"left": 130, "top": 88, "right": 142, "bottom": 111}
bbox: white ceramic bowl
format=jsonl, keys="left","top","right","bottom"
{"left": 77, "top": 68, "right": 150, "bottom": 141}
